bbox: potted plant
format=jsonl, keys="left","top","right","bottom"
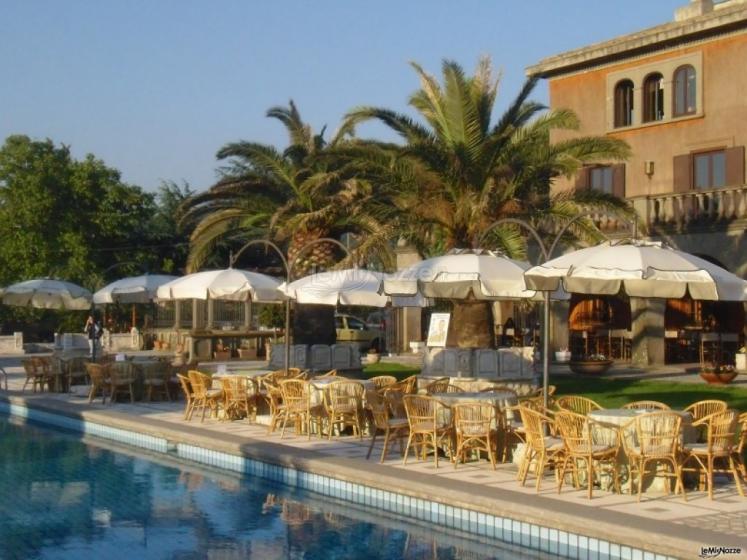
{"left": 569, "top": 353, "right": 614, "bottom": 375}
{"left": 366, "top": 347, "right": 381, "bottom": 364}
{"left": 736, "top": 346, "right": 746, "bottom": 372}
{"left": 700, "top": 362, "right": 738, "bottom": 384}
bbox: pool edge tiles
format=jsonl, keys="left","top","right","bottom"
{"left": 0, "top": 400, "right": 169, "bottom": 454}
{"left": 0, "top": 398, "right": 682, "bottom": 560}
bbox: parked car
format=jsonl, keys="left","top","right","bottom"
{"left": 335, "top": 313, "right": 382, "bottom": 352}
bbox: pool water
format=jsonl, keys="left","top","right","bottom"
{"left": 0, "top": 418, "right": 539, "bottom": 560}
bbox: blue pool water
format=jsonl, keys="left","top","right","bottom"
{"left": 0, "top": 418, "right": 539, "bottom": 559}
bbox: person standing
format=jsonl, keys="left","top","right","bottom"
{"left": 84, "top": 314, "right": 101, "bottom": 360}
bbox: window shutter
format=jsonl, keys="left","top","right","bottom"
{"left": 672, "top": 154, "right": 692, "bottom": 192}
{"left": 575, "top": 166, "right": 590, "bottom": 190}
{"left": 612, "top": 164, "right": 626, "bottom": 198}
{"left": 725, "top": 146, "right": 745, "bottom": 186}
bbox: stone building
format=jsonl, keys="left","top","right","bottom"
{"left": 526, "top": 0, "right": 747, "bottom": 365}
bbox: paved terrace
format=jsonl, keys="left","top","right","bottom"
{"left": 0, "top": 357, "right": 745, "bottom": 559}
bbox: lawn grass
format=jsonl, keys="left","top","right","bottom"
{"left": 363, "top": 362, "right": 747, "bottom": 411}
{"left": 553, "top": 375, "right": 747, "bottom": 411}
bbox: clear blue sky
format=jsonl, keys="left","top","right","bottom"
{"left": 1, "top": 0, "right": 684, "bottom": 193}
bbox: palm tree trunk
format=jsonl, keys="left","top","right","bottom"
{"left": 292, "top": 304, "right": 336, "bottom": 346}
{"left": 447, "top": 299, "right": 495, "bottom": 348}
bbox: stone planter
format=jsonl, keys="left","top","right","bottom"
{"left": 213, "top": 350, "right": 231, "bottom": 361}
{"left": 699, "top": 369, "right": 738, "bottom": 384}
{"left": 238, "top": 348, "right": 257, "bottom": 360}
{"left": 366, "top": 352, "right": 381, "bottom": 365}
{"left": 569, "top": 359, "right": 613, "bottom": 375}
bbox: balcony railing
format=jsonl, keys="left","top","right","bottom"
{"left": 631, "top": 184, "right": 747, "bottom": 229}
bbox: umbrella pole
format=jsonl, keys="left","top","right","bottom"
{"left": 284, "top": 299, "right": 291, "bottom": 372}
{"left": 542, "top": 291, "right": 550, "bottom": 411}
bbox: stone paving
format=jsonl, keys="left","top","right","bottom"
{"left": 1, "top": 356, "right": 746, "bottom": 558}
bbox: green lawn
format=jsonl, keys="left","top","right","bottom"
{"left": 362, "top": 363, "right": 747, "bottom": 411}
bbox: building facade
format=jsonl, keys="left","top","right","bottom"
{"left": 527, "top": 0, "right": 747, "bottom": 364}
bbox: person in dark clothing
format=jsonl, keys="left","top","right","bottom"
{"left": 84, "top": 314, "right": 102, "bottom": 359}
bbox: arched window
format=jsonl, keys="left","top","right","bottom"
{"left": 673, "top": 65, "right": 696, "bottom": 116}
{"left": 613, "top": 79, "right": 634, "bottom": 127}
{"left": 643, "top": 73, "right": 664, "bottom": 122}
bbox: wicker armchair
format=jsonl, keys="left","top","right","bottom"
{"left": 278, "top": 379, "right": 325, "bottom": 439}
{"left": 221, "top": 376, "right": 259, "bottom": 422}
{"left": 325, "top": 380, "right": 364, "bottom": 439}
{"left": 555, "top": 410, "right": 620, "bottom": 499}
{"left": 422, "top": 377, "right": 450, "bottom": 394}
{"left": 264, "top": 381, "right": 286, "bottom": 434}
{"left": 403, "top": 395, "right": 453, "bottom": 468}
{"left": 366, "top": 390, "right": 409, "bottom": 463}
{"left": 453, "top": 403, "right": 499, "bottom": 470}
{"left": 370, "top": 375, "right": 397, "bottom": 393}
{"left": 682, "top": 409, "right": 744, "bottom": 499}
{"left": 109, "top": 362, "right": 136, "bottom": 404}
{"left": 443, "top": 384, "right": 464, "bottom": 393}
{"left": 176, "top": 373, "right": 195, "bottom": 420}
{"left": 555, "top": 395, "right": 603, "bottom": 415}
{"left": 86, "top": 363, "right": 110, "bottom": 404}
{"left": 21, "top": 358, "right": 46, "bottom": 393}
{"left": 517, "top": 406, "right": 565, "bottom": 492}
{"left": 684, "top": 400, "right": 728, "bottom": 442}
{"left": 622, "top": 400, "right": 670, "bottom": 411}
{"left": 623, "top": 411, "right": 686, "bottom": 502}
{"left": 143, "top": 361, "right": 171, "bottom": 402}
{"left": 735, "top": 412, "right": 747, "bottom": 483}
{"left": 188, "top": 370, "right": 223, "bottom": 422}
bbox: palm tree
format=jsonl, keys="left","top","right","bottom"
{"left": 180, "top": 101, "right": 394, "bottom": 344}
{"left": 343, "top": 57, "right": 633, "bottom": 347}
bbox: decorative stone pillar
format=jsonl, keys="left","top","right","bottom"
{"left": 630, "top": 297, "right": 666, "bottom": 366}
{"left": 551, "top": 300, "right": 570, "bottom": 354}
{"left": 394, "top": 243, "right": 422, "bottom": 353}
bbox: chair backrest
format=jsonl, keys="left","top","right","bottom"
{"left": 383, "top": 387, "right": 407, "bottom": 418}
{"left": 443, "top": 384, "right": 464, "bottom": 393}
{"left": 423, "top": 377, "right": 450, "bottom": 394}
{"left": 635, "top": 411, "right": 681, "bottom": 456}
{"left": 278, "top": 379, "right": 308, "bottom": 411}
{"left": 737, "top": 412, "right": 747, "bottom": 455}
{"left": 176, "top": 373, "right": 192, "bottom": 398}
{"left": 453, "top": 403, "right": 496, "bottom": 437}
{"left": 221, "top": 376, "right": 250, "bottom": 403}
{"left": 479, "top": 385, "right": 518, "bottom": 397}
{"left": 22, "top": 359, "right": 38, "bottom": 376}
{"left": 703, "top": 409, "right": 739, "bottom": 453}
{"left": 110, "top": 362, "right": 134, "bottom": 384}
{"left": 622, "top": 400, "right": 670, "bottom": 411}
{"left": 556, "top": 395, "right": 603, "bottom": 415}
{"left": 554, "top": 410, "right": 590, "bottom": 455}
{"left": 518, "top": 406, "right": 556, "bottom": 452}
{"left": 188, "top": 370, "right": 212, "bottom": 398}
{"left": 684, "top": 399, "right": 728, "bottom": 422}
{"left": 403, "top": 395, "right": 449, "bottom": 432}
{"left": 327, "top": 380, "right": 364, "bottom": 411}
{"left": 86, "top": 362, "right": 105, "bottom": 384}
{"left": 370, "top": 375, "right": 397, "bottom": 391}
{"left": 316, "top": 369, "right": 338, "bottom": 378}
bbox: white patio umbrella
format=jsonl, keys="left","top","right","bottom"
{"left": 155, "top": 268, "right": 284, "bottom": 302}
{"left": 93, "top": 274, "right": 178, "bottom": 304}
{"left": 0, "top": 279, "right": 92, "bottom": 310}
{"left": 383, "top": 248, "right": 562, "bottom": 301}
{"left": 524, "top": 240, "right": 747, "bottom": 301}
{"left": 279, "top": 269, "right": 427, "bottom": 308}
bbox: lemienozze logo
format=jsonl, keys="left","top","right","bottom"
{"left": 699, "top": 546, "right": 743, "bottom": 558}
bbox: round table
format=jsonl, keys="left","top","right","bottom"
{"left": 431, "top": 391, "right": 518, "bottom": 422}
{"left": 587, "top": 408, "right": 695, "bottom": 493}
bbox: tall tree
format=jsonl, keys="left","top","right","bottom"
{"left": 180, "top": 102, "right": 393, "bottom": 344}
{"left": 343, "top": 58, "right": 633, "bottom": 347}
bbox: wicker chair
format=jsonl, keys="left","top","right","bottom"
{"left": 314, "top": 369, "right": 338, "bottom": 378}
{"left": 67, "top": 356, "right": 90, "bottom": 389}
{"left": 555, "top": 395, "right": 603, "bottom": 415}
{"left": 109, "top": 362, "right": 136, "bottom": 404}
{"left": 682, "top": 409, "right": 744, "bottom": 499}
{"left": 325, "top": 380, "right": 364, "bottom": 439}
{"left": 366, "top": 390, "right": 409, "bottom": 462}
{"left": 453, "top": 403, "right": 499, "bottom": 470}
{"left": 735, "top": 412, "right": 747, "bottom": 483}
{"left": 278, "top": 379, "right": 325, "bottom": 439}
{"left": 623, "top": 411, "right": 686, "bottom": 502}
{"left": 370, "top": 375, "right": 397, "bottom": 392}
{"left": 622, "top": 400, "right": 670, "bottom": 411}
{"left": 176, "top": 373, "right": 195, "bottom": 420}
{"left": 188, "top": 370, "right": 223, "bottom": 422}
{"left": 143, "top": 361, "right": 171, "bottom": 402}
{"left": 221, "top": 376, "right": 259, "bottom": 422}
{"left": 402, "top": 395, "right": 453, "bottom": 468}
{"left": 21, "top": 358, "right": 46, "bottom": 393}
{"left": 517, "top": 406, "right": 565, "bottom": 492}
{"left": 86, "top": 363, "right": 110, "bottom": 404}
{"left": 555, "top": 410, "right": 620, "bottom": 499}
{"left": 422, "top": 377, "right": 450, "bottom": 394}
{"left": 443, "top": 384, "right": 464, "bottom": 393}
{"left": 264, "top": 380, "right": 286, "bottom": 434}
{"left": 684, "top": 400, "right": 728, "bottom": 442}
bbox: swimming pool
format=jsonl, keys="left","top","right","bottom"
{"left": 0, "top": 417, "right": 540, "bottom": 559}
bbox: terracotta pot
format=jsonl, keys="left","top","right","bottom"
{"left": 569, "top": 359, "right": 613, "bottom": 375}
{"left": 699, "top": 370, "right": 738, "bottom": 384}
